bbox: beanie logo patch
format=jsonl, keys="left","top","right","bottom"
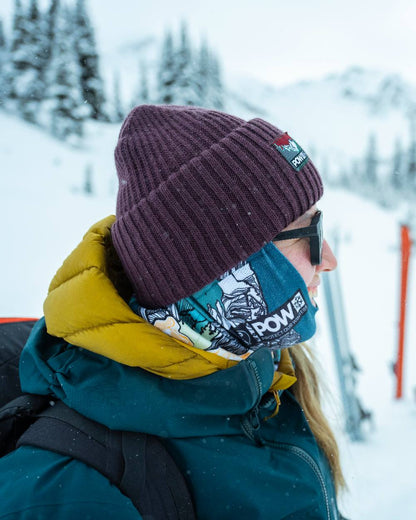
{"left": 272, "top": 133, "right": 309, "bottom": 172}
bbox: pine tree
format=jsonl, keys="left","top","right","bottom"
{"left": 48, "top": 3, "right": 88, "bottom": 140}
{"left": 364, "top": 133, "right": 378, "bottom": 187}
{"left": 73, "top": 0, "right": 106, "bottom": 120}
{"left": 196, "top": 39, "right": 209, "bottom": 106}
{"left": 158, "top": 30, "right": 176, "bottom": 104}
{"left": 131, "top": 61, "right": 150, "bottom": 108}
{"left": 0, "top": 19, "right": 7, "bottom": 105}
{"left": 407, "top": 114, "right": 416, "bottom": 192}
{"left": 175, "top": 21, "right": 197, "bottom": 105}
{"left": 392, "top": 138, "right": 404, "bottom": 192}
{"left": 195, "top": 40, "right": 223, "bottom": 109}
{"left": 15, "top": 0, "right": 48, "bottom": 123}
{"left": 138, "top": 61, "right": 149, "bottom": 105}
{"left": 112, "top": 71, "right": 124, "bottom": 122}
{"left": 0, "top": 19, "right": 5, "bottom": 49}
{"left": 210, "top": 52, "right": 223, "bottom": 110}
{"left": 43, "top": 0, "right": 60, "bottom": 70}
{"left": 351, "top": 159, "right": 361, "bottom": 191}
{"left": 84, "top": 163, "right": 93, "bottom": 194}
{"left": 8, "top": 0, "right": 26, "bottom": 101}
{"left": 157, "top": 23, "right": 223, "bottom": 107}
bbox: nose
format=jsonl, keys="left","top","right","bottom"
{"left": 317, "top": 239, "right": 337, "bottom": 272}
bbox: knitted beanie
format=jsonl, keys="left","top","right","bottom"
{"left": 112, "top": 104, "right": 323, "bottom": 308}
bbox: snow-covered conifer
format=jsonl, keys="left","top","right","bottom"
{"left": 9, "top": 0, "right": 45, "bottom": 123}
{"left": 195, "top": 39, "right": 209, "bottom": 106}
{"left": 83, "top": 163, "right": 93, "bottom": 194}
{"left": 407, "top": 115, "right": 416, "bottom": 192}
{"left": 364, "top": 133, "right": 378, "bottom": 187}
{"left": 0, "top": 19, "right": 7, "bottom": 104}
{"left": 158, "top": 30, "right": 176, "bottom": 104}
{"left": 391, "top": 138, "right": 404, "bottom": 192}
{"left": 73, "top": 0, "right": 106, "bottom": 120}
{"left": 174, "top": 21, "right": 198, "bottom": 105}
{"left": 43, "top": 0, "right": 60, "bottom": 69}
{"left": 14, "top": 0, "right": 50, "bottom": 123}
{"left": 139, "top": 62, "right": 149, "bottom": 104}
{"left": 209, "top": 52, "right": 224, "bottom": 110}
{"left": 351, "top": 159, "right": 361, "bottom": 188}
{"left": 7, "top": 0, "right": 26, "bottom": 101}
{"left": 112, "top": 71, "right": 124, "bottom": 122}
{"left": 195, "top": 40, "right": 223, "bottom": 109}
{"left": 0, "top": 19, "right": 6, "bottom": 50}
{"left": 48, "top": 3, "right": 88, "bottom": 140}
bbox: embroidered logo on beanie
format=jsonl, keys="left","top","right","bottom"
{"left": 272, "top": 133, "right": 309, "bottom": 172}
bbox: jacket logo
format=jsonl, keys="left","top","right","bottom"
{"left": 247, "top": 290, "right": 307, "bottom": 340}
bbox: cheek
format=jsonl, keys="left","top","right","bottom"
{"left": 293, "top": 261, "right": 315, "bottom": 287}
{"left": 277, "top": 242, "right": 315, "bottom": 286}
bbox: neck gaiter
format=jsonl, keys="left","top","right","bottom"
{"left": 130, "top": 243, "right": 317, "bottom": 363}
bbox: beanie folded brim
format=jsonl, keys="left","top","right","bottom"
{"left": 112, "top": 116, "right": 322, "bottom": 308}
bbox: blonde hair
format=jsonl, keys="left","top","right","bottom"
{"left": 289, "top": 343, "right": 346, "bottom": 493}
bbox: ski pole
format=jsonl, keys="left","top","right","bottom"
{"left": 395, "top": 224, "right": 412, "bottom": 399}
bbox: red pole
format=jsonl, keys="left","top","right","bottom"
{"left": 396, "top": 224, "right": 412, "bottom": 399}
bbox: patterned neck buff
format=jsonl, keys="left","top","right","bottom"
{"left": 130, "top": 243, "right": 318, "bottom": 363}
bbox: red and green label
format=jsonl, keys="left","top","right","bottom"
{"left": 272, "top": 133, "right": 309, "bottom": 171}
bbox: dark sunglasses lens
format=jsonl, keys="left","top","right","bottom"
{"left": 310, "top": 236, "right": 322, "bottom": 265}
{"left": 310, "top": 213, "right": 323, "bottom": 265}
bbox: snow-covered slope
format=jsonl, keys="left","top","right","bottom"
{"left": 0, "top": 112, "right": 118, "bottom": 315}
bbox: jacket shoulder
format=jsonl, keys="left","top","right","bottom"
{"left": 0, "top": 446, "right": 141, "bottom": 519}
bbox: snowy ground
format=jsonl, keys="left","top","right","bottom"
{"left": 1, "top": 112, "right": 416, "bottom": 519}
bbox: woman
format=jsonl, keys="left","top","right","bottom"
{"left": 0, "top": 105, "right": 345, "bottom": 519}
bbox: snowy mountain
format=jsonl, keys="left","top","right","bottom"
{"left": 97, "top": 41, "right": 416, "bottom": 180}
{"left": 226, "top": 67, "right": 415, "bottom": 177}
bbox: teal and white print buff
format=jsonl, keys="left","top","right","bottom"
{"left": 130, "top": 242, "right": 318, "bottom": 362}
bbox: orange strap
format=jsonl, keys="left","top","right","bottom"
{"left": 0, "top": 318, "right": 38, "bottom": 324}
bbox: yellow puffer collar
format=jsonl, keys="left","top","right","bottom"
{"left": 44, "top": 216, "right": 296, "bottom": 390}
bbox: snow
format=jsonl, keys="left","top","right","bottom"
{"left": 1, "top": 109, "right": 416, "bottom": 519}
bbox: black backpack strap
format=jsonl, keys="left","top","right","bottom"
{"left": 0, "top": 393, "right": 51, "bottom": 455}
{"left": 17, "top": 401, "right": 195, "bottom": 520}
{"left": 121, "top": 431, "right": 196, "bottom": 520}
{"left": 17, "top": 401, "right": 124, "bottom": 482}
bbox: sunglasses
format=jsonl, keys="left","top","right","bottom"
{"left": 272, "top": 211, "right": 323, "bottom": 266}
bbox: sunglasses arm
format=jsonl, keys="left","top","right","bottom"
{"left": 272, "top": 226, "right": 318, "bottom": 242}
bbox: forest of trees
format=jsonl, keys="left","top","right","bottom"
{"left": 0, "top": 0, "right": 224, "bottom": 141}
{"left": 332, "top": 116, "right": 416, "bottom": 206}
{"left": 2, "top": 0, "right": 416, "bottom": 206}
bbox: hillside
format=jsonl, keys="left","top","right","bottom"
{"left": 227, "top": 67, "right": 414, "bottom": 176}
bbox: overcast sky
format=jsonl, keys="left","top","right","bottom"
{"left": 1, "top": 0, "right": 416, "bottom": 87}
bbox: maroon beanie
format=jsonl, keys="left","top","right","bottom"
{"left": 112, "top": 104, "right": 323, "bottom": 308}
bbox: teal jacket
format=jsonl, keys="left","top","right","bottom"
{"left": 0, "top": 219, "right": 341, "bottom": 519}
{"left": 0, "top": 319, "right": 340, "bottom": 519}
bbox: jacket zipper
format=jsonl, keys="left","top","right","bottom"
{"left": 240, "top": 360, "right": 263, "bottom": 441}
{"left": 241, "top": 362, "right": 337, "bottom": 519}
{"left": 266, "top": 441, "right": 333, "bottom": 520}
